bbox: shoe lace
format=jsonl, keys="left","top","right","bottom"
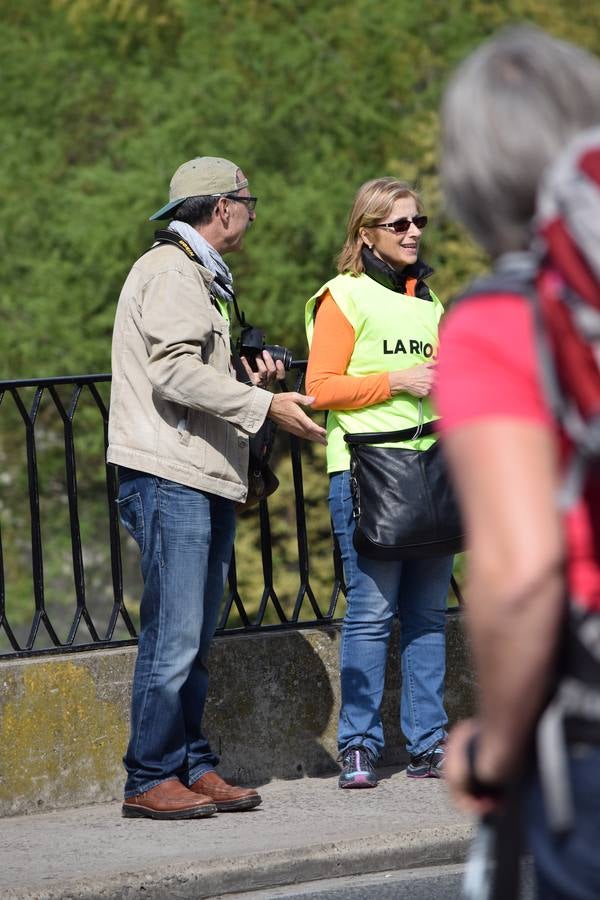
{"left": 339, "top": 745, "right": 374, "bottom": 769}
{"left": 413, "top": 738, "right": 446, "bottom": 765}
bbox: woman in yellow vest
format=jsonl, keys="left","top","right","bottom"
{"left": 305, "top": 178, "right": 453, "bottom": 788}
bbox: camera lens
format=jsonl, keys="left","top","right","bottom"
{"left": 265, "top": 344, "right": 293, "bottom": 371}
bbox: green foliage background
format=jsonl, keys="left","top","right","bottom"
{"left": 1, "top": 0, "right": 599, "bottom": 646}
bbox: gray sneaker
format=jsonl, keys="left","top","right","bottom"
{"left": 338, "top": 745, "right": 378, "bottom": 789}
{"left": 407, "top": 739, "right": 446, "bottom": 779}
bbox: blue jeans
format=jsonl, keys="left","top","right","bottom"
{"left": 329, "top": 470, "right": 452, "bottom": 758}
{"left": 525, "top": 746, "right": 600, "bottom": 899}
{"left": 117, "top": 471, "right": 236, "bottom": 798}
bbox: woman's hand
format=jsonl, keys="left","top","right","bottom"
{"left": 389, "top": 362, "right": 437, "bottom": 397}
{"left": 241, "top": 350, "right": 286, "bottom": 389}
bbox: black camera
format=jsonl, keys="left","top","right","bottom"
{"left": 238, "top": 325, "right": 293, "bottom": 372}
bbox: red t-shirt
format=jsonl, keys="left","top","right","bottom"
{"left": 435, "top": 292, "right": 600, "bottom": 610}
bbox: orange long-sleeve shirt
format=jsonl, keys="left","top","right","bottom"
{"left": 306, "top": 286, "right": 419, "bottom": 410}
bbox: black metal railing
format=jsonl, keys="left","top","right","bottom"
{"left": 0, "top": 369, "right": 463, "bottom": 659}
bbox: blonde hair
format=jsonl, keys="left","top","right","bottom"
{"left": 336, "top": 177, "right": 423, "bottom": 275}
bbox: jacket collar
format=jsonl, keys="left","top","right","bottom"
{"left": 361, "top": 246, "right": 434, "bottom": 296}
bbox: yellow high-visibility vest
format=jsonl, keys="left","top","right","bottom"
{"left": 305, "top": 272, "right": 444, "bottom": 472}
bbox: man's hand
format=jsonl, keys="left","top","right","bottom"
{"left": 446, "top": 719, "right": 505, "bottom": 816}
{"left": 240, "top": 350, "right": 286, "bottom": 388}
{"left": 389, "top": 362, "right": 437, "bottom": 397}
{"left": 268, "top": 393, "right": 327, "bottom": 445}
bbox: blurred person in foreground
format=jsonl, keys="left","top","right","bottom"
{"left": 107, "top": 156, "right": 326, "bottom": 820}
{"left": 305, "top": 178, "right": 453, "bottom": 789}
{"left": 435, "top": 26, "right": 600, "bottom": 898}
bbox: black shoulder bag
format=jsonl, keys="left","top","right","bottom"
{"left": 344, "top": 403, "right": 464, "bottom": 560}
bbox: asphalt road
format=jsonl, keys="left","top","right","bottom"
{"left": 220, "top": 861, "right": 537, "bottom": 899}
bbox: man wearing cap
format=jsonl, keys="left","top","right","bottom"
{"left": 107, "top": 156, "right": 326, "bottom": 820}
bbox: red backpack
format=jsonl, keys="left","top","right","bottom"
{"left": 534, "top": 133, "right": 600, "bottom": 507}
{"left": 458, "top": 128, "right": 600, "bottom": 833}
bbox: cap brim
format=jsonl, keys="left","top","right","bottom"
{"left": 148, "top": 198, "right": 185, "bottom": 221}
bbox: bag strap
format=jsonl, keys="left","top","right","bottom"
{"left": 344, "top": 400, "right": 439, "bottom": 445}
{"left": 344, "top": 420, "right": 438, "bottom": 445}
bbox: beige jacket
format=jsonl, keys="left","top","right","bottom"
{"left": 107, "top": 243, "right": 273, "bottom": 502}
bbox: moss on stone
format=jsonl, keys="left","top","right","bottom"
{"left": 0, "top": 659, "right": 128, "bottom": 814}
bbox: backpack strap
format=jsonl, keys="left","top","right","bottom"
{"left": 453, "top": 254, "right": 571, "bottom": 448}
{"left": 451, "top": 251, "right": 537, "bottom": 307}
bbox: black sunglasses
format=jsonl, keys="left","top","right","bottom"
{"left": 373, "top": 215, "right": 428, "bottom": 234}
{"left": 224, "top": 194, "right": 258, "bottom": 212}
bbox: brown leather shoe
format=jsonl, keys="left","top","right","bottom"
{"left": 190, "top": 770, "right": 262, "bottom": 812}
{"left": 122, "top": 779, "right": 217, "bottom": 820}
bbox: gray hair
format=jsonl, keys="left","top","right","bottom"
{"left": 441, "top": 25, "right": 600, "bottom": 257}
{"left": 171, "top": 194, "right": 218, "bottom": 226}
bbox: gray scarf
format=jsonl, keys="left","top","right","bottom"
{"left": 167, "top": 220, "right": 234, "bottom": 304}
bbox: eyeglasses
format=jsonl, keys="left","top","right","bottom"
{"left": 372, "top": 215, "right": 428, "bottom": 234}
{"left": 224, "top": 194, "right": 258, "bottom": 212}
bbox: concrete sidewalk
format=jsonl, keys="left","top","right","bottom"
{"left": 1, "top": 767, "right": 474, "bottom": 900}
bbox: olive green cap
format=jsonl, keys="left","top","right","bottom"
{"left": 149, "top": 156, "right": 248, "bottom": 220}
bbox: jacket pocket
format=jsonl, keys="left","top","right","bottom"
{"left": 116, "top": 492, "right": 145, "bottom": 553}
{"left": 207, "top": 311, "right": 231, "bottom": 369}
{"left": 177, "top": 413, "right": 191, "bottom": 446}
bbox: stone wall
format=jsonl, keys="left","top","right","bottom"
{"left": 0, "top": 617, "right": 474, "bottom": 816}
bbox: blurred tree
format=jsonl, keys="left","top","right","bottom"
{"left": 1, "top": 0, "right": 599, "bottom": 635}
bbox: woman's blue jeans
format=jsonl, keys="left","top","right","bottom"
{"left": 117, "top": 471, "right": 236, "bottom": 798}
{"left": 329, "top": 470, "right": 452, "bottom": 758}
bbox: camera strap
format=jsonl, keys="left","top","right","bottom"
{"left": 147, "top": 230, "right": 272, "bottom": 389}
{"left": 145, "top": 231, "right": 278, "bottom": 497}
{"left": 149, "top": 230, "right": 249, "bottom": 329}
{"left": 150, "top": 229, "right": 203, "bottom": 264}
